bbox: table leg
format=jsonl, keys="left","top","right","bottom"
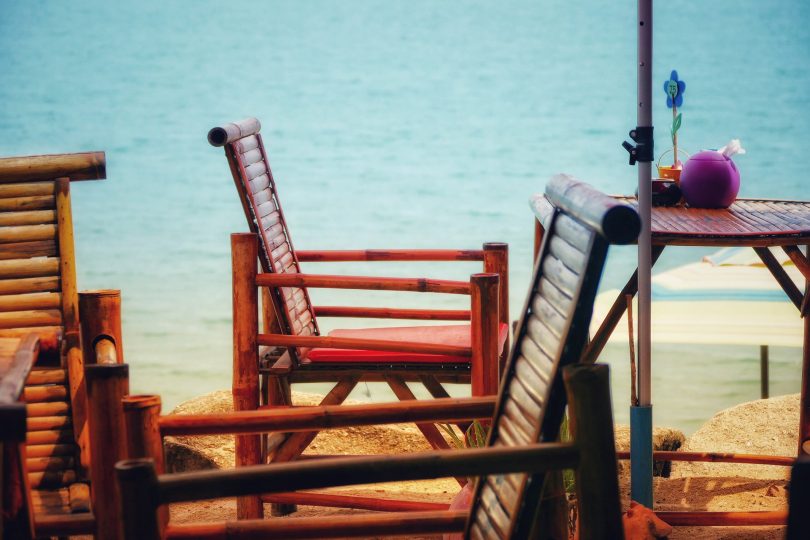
{"left": 582, "top": 245, "right": 665, "bottom": 364}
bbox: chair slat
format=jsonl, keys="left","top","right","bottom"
{"left": 503, "top": 399, "right": 538, "bottom": 441}
{"left": 536, "top": 276, "right": 571, "bottom": 315}
{"left": 0, "top": 224, "right": 57, "bottom": 243}
{"left": 0, "top": 196, "right": 55, "bottom": 212}
{"left": 0, "top": 182, "right": 55, "bottom": 198}
{"left": 524, "top": 314, "right": 561, "bottom": 359}
{"left": 245, "top": 161, "right": 267, "bottom": 181}
{"left": 234, "top": 135, "right": 259, "bottom": 154}
{"left": 549, "top": 235, "right": 587, "bottom": 274}
{"left": 513, "top": 357, "right": 549, "bottom": 397}
{"left": 517, "top": 343, "right": 554, "bottom": 385}
{"left": 241, "top": 149, "right": 263, "bottom": 168}
{"left": 540, "top": 252, "right": 579, "bottom": 297}
{"left": 478, "top": 489, "right": 512, "bottom": 538}
{"left": 553, "top": 212, "right": 593, "bottom": 252}
{"left": 529, "top": 296, "right": 566, "bottom": 338}
{"left": 0, "top": 210, "right": 56, "bottom": 227}
{"left": 250, "top": 174, "right": 270, "bottom": 194}
{"left": 0, "top": 309, "right": 63, "bottom": 329}
{"left": 510, "top": 372, "right": 545, "bottom": 410}
{"left": 503, "top": 380, "right": 541, "bottom": 420}
{"left": 0, "top": 239, "right": 58, "bottom": 260}
{"left": 0, "top": 276, "right": 60, "bottom": 295}
{"left": 0, "top": 257, "right": 60, "bottom": 279}
{"left": 0, "top": 292, "right": 61, "bottom": 312}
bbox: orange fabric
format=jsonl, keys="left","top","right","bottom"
{"left": 307, "top": 323, "right": 509, "bottom": 364}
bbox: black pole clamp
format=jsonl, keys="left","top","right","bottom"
{"left": 622, "top": 126, "right": 654, "bottom": 165}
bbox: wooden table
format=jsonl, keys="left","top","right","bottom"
{"left": 578, "top": 198, "right": 810, "bottom": 453}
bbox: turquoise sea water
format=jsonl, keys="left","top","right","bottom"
{"left": 1, "top": 0, "right": 808, "bottom": 434}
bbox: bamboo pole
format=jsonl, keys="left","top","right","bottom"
{"left": 615, "top": 450, "right": 794, "bottom": 466}
{"left": 470, "top": 273, "right": 500, "bottom": 396}
{"left": 85, "top": 363, "right": 130, "bottom": 540}
{"left": 484, "top": 243, "right": 509, "bottom": 374}
{"left": 231, "top": 233, "right": 262, "bottom": 520}
{"left": 79, "top": 290, "right": 124, "bottom": 365}
{"left": 312, "top": 306, "right": 470, "bottom": 320}
{"left": 122, "top": 394, "right": 168, "bottom": 535}
{"left": 257, "top": 333, "right": 472, "bottom": 357}
{"left": 0, "top": 152, "right": 106, "bottom": 182}
{"left": 158, "top": 396, "right": 495, "bottom": 437}
{"left": 116, "top": 459, "right": 163, "bottom": 540}
{"left": 157, "top": 443, "right": 579, "bottom": 505}
{"left": 255, "top": 273, "right": 471, "bottom": 295}
{"left": 296, "top": 249, "right": 485, "bottom": 262}
{"left": 565, "top": 364, "right": 624, "bottom": 540}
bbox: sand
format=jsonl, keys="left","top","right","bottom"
{"left": 166, "top": 391, "right": 795, "bottom": 539}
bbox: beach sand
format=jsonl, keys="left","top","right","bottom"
{"left": 166, "top": 391, "right": 793, "bottom": 539}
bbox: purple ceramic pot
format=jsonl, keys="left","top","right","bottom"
{"left": 679, "top": 150, "right": 740, "bottom": 208}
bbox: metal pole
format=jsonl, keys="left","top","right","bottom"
{"left": 631, "top": 0, "right": 654, "bottom": 508}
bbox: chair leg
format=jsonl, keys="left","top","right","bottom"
{"left": 419, "top": 374, "right": 472, "bottom": 433}
{"left": 271, "top": 375, "right": 360, "bottom": 464}
{"left": 263, "top": 374, "right": 296, "bottom": 516}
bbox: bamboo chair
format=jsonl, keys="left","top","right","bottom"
{"left": 0, "top": 153, "right": 128, "bottom": 538}
{"left": 116, "top": 175, "right": 641, "bottom": 539}
{"left": 209, "top": 118, "right": 510, "bottom": 461}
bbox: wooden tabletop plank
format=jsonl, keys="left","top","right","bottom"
{"left": 612, "top": 197, "right": 810, "bottom": 244}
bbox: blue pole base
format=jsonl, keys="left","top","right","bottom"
{"left": 630, "top": 404, "right": 653, "bottom": 507}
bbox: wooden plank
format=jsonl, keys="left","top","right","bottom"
{"left": 0, "top": 309, "right": 62, "bottom": 329}
{"left": 0, "top": 210, "right": 55, "bottom": 227}
{"left": 0, "top": 257, "right": 59, "bottom": 279}
{"left": 0, "top": 182, "right": 54, "bottom": 198}
{"left": 0, "top": 291, "right": 60, "bottom": 312}
{"left": 0, "top": 196, "right": 54, "bottom": 212}
{"left": 0, "top": 276, "right": 60, "bottom": 294}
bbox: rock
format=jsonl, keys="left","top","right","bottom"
{"left": 671, "top": 394, "right": 798, "bottom": 480}
{"left": 614, "top": 424, "right": 686, "bottom": 478}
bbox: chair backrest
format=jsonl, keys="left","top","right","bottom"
{"left": 208, "top": 119, "right": 319, "bottom": 347}
{"left": 0, "top": 152, "right": 106, "bottom": 475}
{"left": 465, "top": 174, "right": 640, "bottom": 539}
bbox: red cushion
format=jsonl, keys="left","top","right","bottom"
{"left": 306, "top": 323, "right": 509, "bottom": 364}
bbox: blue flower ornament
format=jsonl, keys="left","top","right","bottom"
{"left": 664, "top": 70, "right": 686, "bottom": 108}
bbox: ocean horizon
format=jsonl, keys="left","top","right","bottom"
{"left": 1, "top": 0, "right": 808, "bottom": 434}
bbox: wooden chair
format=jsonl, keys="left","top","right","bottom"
{"left": 0, "top": 153, "right": 130, "bottom": 538}
{"left": 116, "top": 175, "right": 641, "bottom": 539}
{"left": 209, "top": 118, "right": 510, "bottom": 461}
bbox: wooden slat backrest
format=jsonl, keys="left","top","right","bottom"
{"left": 210, "top": 120, "right": 319, "bottom": 360}
{"left": 466, "top": 175, "right": 640, "bottom": 540}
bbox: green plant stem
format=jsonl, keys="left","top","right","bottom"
{"left": 672, "top": 105, "right": 678, "bottom": 167}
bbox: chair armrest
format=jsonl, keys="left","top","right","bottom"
{"left": 257, "top": 333, "right": 471, "bottom": 357}
{"left": 313, "top": 306, "right": 470, "bottom": 321}
{"left": 154, "top": 442, "right": 579, "bottom": 504}
{"left": 158, "top": 395, "right": 496, "bottom": 437}
{"left": 296, "top": 249, "right": 485, "bottom": 262}
{"left": 256, "top": 273, "right": 471, "bottom": 295}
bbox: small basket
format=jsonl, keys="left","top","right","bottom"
{"left": 657, "top": 148, "right": 689, "bottom": 182}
